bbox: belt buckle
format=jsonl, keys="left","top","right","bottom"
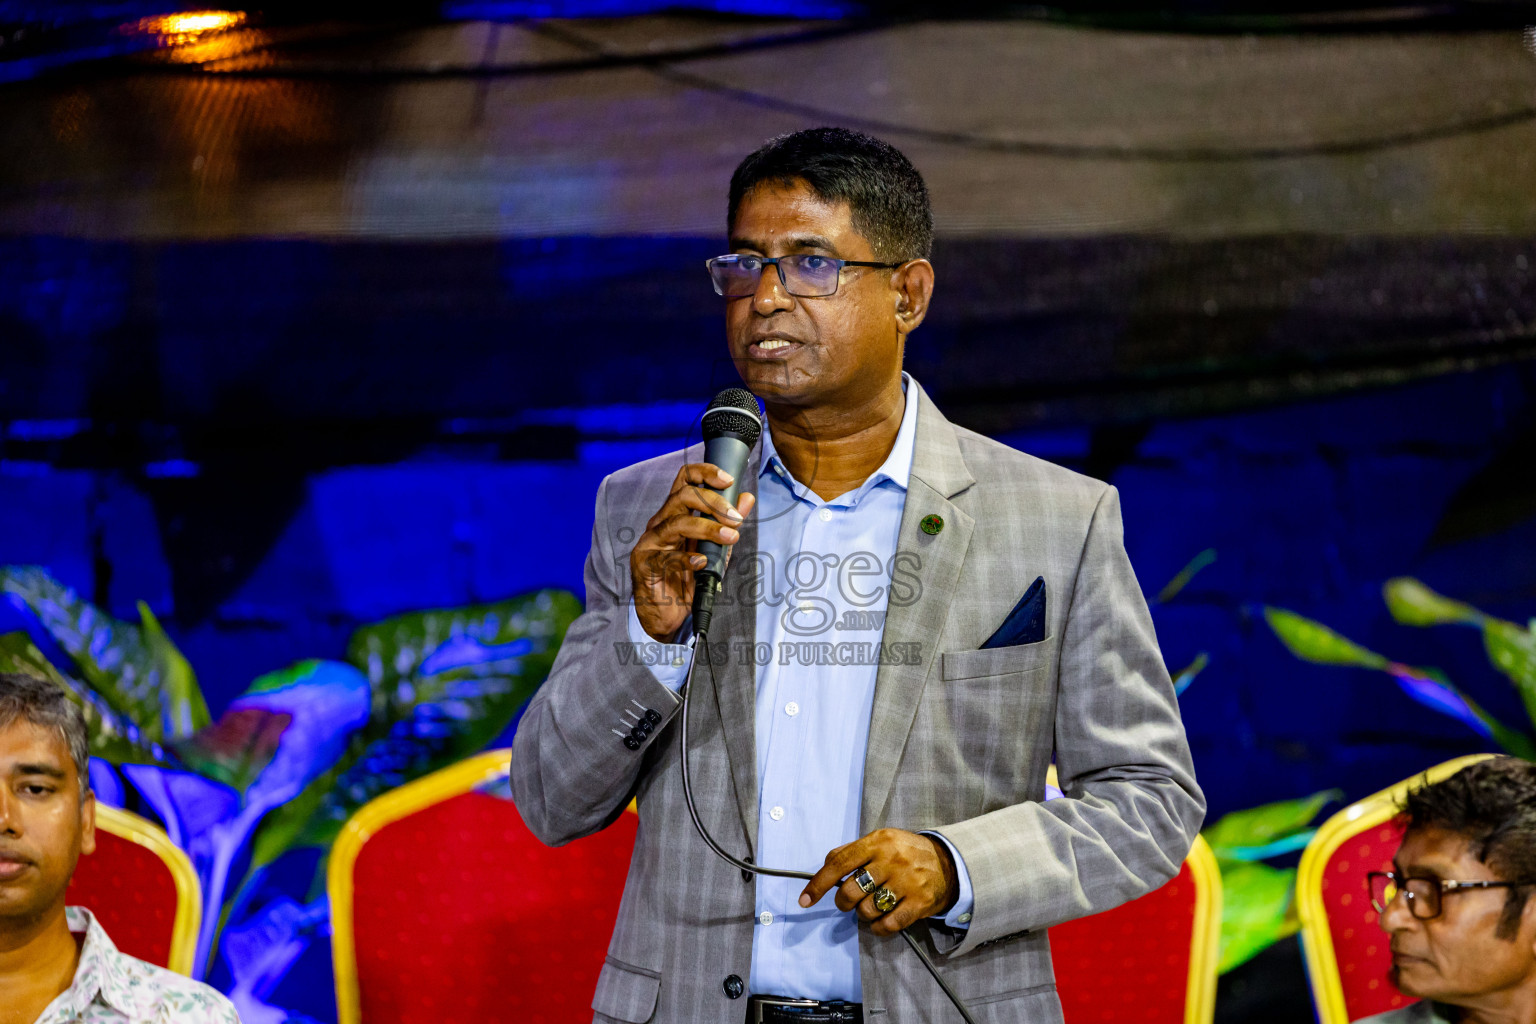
{"left": 749, "top": 996, "right": 860, "bottom": 1024}
{"left": 751, "top": 995, "right": 821, "bottom": 1023}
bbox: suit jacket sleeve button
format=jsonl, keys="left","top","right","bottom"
{"left": 623, "top": 736, "right": 641, "bottom": 750}
{"left": 723, "top": 975, "right": 745, "bottom": 999}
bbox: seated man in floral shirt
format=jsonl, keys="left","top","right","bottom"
{"left": 0, "top": 671, "right": 239, "bottom": 1024}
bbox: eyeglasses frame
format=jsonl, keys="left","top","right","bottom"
{"left": 1366, "top": 869, "right": 1536, "bottom": 919}
{"left": 705, "top": 253, "right": 908, "bottom": 298}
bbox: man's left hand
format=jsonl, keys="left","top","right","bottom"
{"left": 798, "top": 828, "right": 959, "bottom": 937}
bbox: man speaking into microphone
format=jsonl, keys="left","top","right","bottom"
{"left": 510, "top": 128, "right": 1204, "bottom": 1023}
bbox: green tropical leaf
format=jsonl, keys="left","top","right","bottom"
{"left": 1155, "top": 549, "right": 1217, "bottom": 605}
{"left": 1377, "top": 578, "right": 1536, "bottom": 735}
{"left": 1460, "top": 695, "right": 1536, "bottom": 760}
{"left": 1203, "top": 790, "right": 1341, "bottom": 860}
{"left": 345, "top": 590, "right": 581, "bottom": 710}
{"left": 0, "top": 630, "right": 69, "bottom": 679}
{"left": 0, "top": 631, "right": 168, "bottom": 765}
{"left": 1383, "top": 577, "right": 1483, "bottom": 628}
{"left": 1172, "top": 652, "right": 1209, "bottom": 696}
{"left": 1216, "top": 860, "right": 1299, "bottom": 974}
{"left": 1482, "top": 620, "right": 1536, "bottom": 728}
{"left": 172, "top": 708, "right": 293, "bottom": 793}
{"left": 0, "top": 566, "right": 208, "bottom": 743}
{"left": 138, "top": 601, "right": 211, "bottom": 739}
{"left": 247, "top": 758, "right": 346, "bottom": 872}
{"left": 247, "top": 589, "right": 581, "bottom": 872}
{"left": 1384, "top": 664, "right": 1536, "bottom": 759}
{"left": 1263, "top": 607, "right": 1388, "bottom": 670}
{"left": 236, "top": 660, "right": 372, "bottom": 811}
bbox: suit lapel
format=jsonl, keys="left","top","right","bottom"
{"left": 709, "top": 443, "right": 762, "bottom": 852}
{"left": 861, "top": 386, "right": 975, "bottom": 833}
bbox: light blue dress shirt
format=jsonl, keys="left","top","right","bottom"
{"left": 626, "top": 375, "right": 974, "bottom": 1002}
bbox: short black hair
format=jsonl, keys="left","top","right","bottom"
{"left": 1402, "top": 756, "right": 1536, "bottom": 939}
{"left": 728, "top": 127, "right": 933, "bottom": 262}
{"left": 0, "top": 671, "right": 92, "bottom": 802}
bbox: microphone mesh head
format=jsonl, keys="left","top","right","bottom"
{"left": 702, "top": 388, "right": 762, "bottom": 446}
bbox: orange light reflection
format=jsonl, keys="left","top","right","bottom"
{"left": 127, "top": 11, "right": 248, "bottom": 47}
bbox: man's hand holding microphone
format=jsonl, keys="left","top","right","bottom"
{"left": 629, "top": 461, "right": 755, "bottom": 642}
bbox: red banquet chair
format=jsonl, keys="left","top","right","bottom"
{"left": 1049, "top": 834, "right": 1222, "bottom": 1024}
{"left": 329, "top": 749, "right": 638, "bottom": 1024}
{"left": 65, "top": 803, "right": 201, "bottom": 974}
{"left": 1297, "top": 753, "right": 1495, "bottom": 1024}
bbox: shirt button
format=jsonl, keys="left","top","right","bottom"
{"left": 759, "top": 911, "right": 774, "bottom": 926}
{"left": 818, "top": 507, "right": 832, "bottom": 521}
{"left": 958, "top": 913, "right": 972, "bottom": 924}
{"left": 797, "top": 600, "right": 812, "bottom": 613}
{"left": 769, "top": 806, "right": 785, "bottom": 821}
{"left": 785, "top": 701, "right": 800, "bottom": 717}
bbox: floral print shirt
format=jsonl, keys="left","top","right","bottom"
{"left": 33, "top": 908, "right": 239, "bottom": 1023}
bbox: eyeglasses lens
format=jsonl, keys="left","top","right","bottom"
{"left": 782, "top": 256, "right": 840, "bottom": 297}
{"left": 1406, "top": 879, "right": 1439, "bottom": 919}
{"left": 709, "top": 258, "right": 762, "bottom": 297}
{"left": 708, "top": 256, "right": 843, "bottom": 298}
{"left": 1368, "top": 873, "right": 1440, "bottom": 918}
{"left": 1369, "top": 873, "right": 1394, "bottom": 914}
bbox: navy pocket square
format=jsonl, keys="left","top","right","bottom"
{"left": 981, "top": 576, "right": 1046, "bottom": 649}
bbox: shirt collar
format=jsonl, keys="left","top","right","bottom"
{"left": 759, "top": 371, "right": 920, "bottom": 496}
{"left": 64, "top": 905, "right": 142, "bottom": 1018}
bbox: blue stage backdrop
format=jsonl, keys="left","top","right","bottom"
{"left": 2, "top": 234, "right": 1536, "bottom": 1022}
{"left": 2, "top": 234, "right": 1532, "bottom": 819}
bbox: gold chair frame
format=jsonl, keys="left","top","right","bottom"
{"left": 90, "top": 803, "right": 202, "bottom": 976}
{"left": 1180, "top": 833, "right": 1224, "bottom": 1024}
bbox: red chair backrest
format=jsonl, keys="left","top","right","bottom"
{"left": 1051, "top": 860, "right": 1200, "bottom": 1024}
{"left": 350, "top": 791, "right": 637, "bottom": 1024}
{"left": 1319, "top": 817, "right": 1415, "bottom": 1021}
{"left": 66, "top": 826, "right": 181, "bottom": 968}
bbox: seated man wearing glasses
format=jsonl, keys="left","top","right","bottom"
{"left": 0, "top": 671, "right": 238, "bottom": 1024}
{"left": 1362, "top": 756, "right": 1536, "bottom": 1024}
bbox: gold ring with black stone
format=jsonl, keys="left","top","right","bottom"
{"left": 872, "top": 887, "right": 899, "bottom": 914}
{"left": 853, "top": 868, "right": 877, "bottom": 895}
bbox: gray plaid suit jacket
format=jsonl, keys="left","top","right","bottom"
{"left": 510, "top": 380, "right": 1204, "bottom": 1024}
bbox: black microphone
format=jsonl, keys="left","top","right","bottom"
{"left": 691, "top": 388, "right": 762, "bottom": 637}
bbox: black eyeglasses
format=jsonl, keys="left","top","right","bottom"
{"left": 705, "top": 254, "right": 905, "bottom": 298}
{"left": 1366, "top": 870, "right": 1535, "bottom": 920}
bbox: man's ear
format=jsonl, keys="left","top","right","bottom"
{"left": 80, "top": 790, "right": 96, "bottom": 857}
{"left": 892, "top": 259, "right": 935, "bottom": 336}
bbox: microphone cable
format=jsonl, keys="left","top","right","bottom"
{"left": 677, "top": 628, "right": 979, "bottom": 1024}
